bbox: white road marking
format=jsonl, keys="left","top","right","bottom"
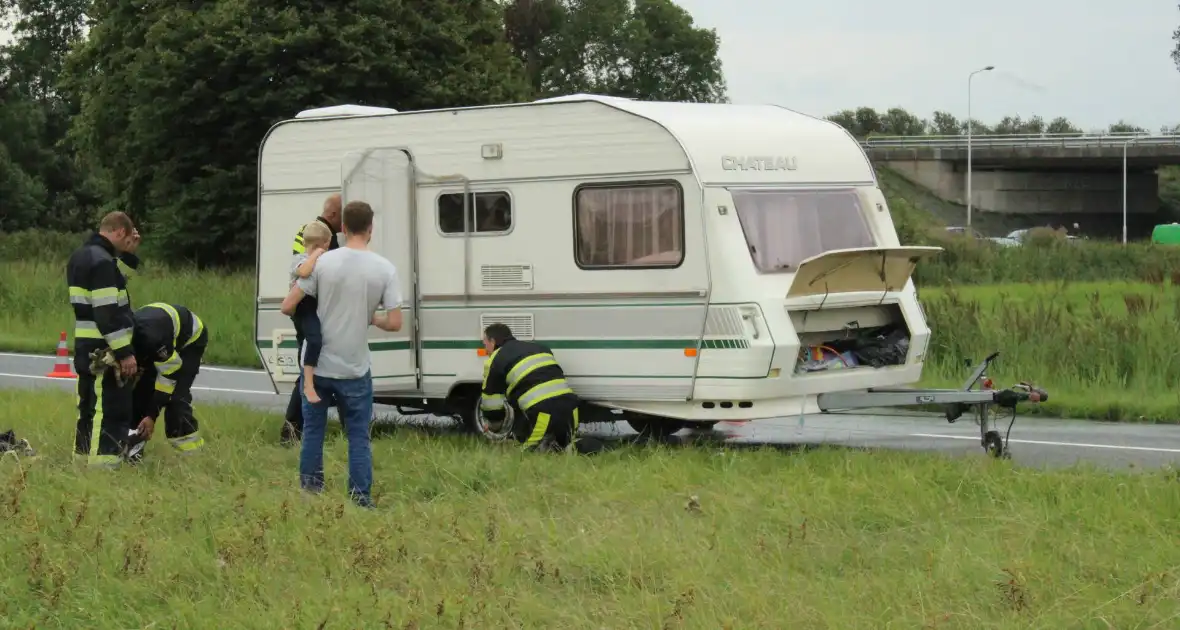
{"left": 2, "top": 359, "right": 1179, "bottom": 456}
{"left": 0, "top": 352, "right": 264, "bottom": 375}
{"left": 910, "top": 433, "right": 1180, "bottom": 454}
{"left": 0, "top": 372, "right": 276, "bottom": 396}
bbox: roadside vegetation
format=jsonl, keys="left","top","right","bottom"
{"left": 2, "top": 388, "right": 1177, "bottom": 628}
{"left": 5, "top": 230, "right": 1180, "bottom": 422}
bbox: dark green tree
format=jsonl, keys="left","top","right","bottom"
{"left": 503, "top": 0, "right": 566, "bottom": 94}
{"left": 1108, "top": 120, "right": 1146, "bottom": 134}
{"left": 1171, "top": 4, "right": 1180, "bottom": 72}
{"left": 0, "top": 86, "right": 47, "bottom": 230}
{"left": 825, "top": 109, "right": 859, "bottom": 135}
{"left": 503, "top": 0, "right": 727, "bottom": 102}
{"left": 879, "top": 107, "right": 925, "bottom": 136}
{"left": 826, "top": 106, "right": 1084, "bottom": 139}
{"left": 0, "top": 0, "right": 94, "bottom": 231}
{"left": 1047, "top": 116, "right": 1082, "bottom": 135}
{"left": 63, "top": 0, "right": 531, "bottom": 266}
{"left": 928, "top": 111, "right": 960, "bottom": 136}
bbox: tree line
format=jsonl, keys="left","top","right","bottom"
{"left": 0, "top": 0, "right": 727, "bottom": 266}
{"left": 824, "top": 106, "right": 1176, "bottom": 140}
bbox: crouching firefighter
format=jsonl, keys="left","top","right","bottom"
{"left": 478, "top": 323, "right": 598, "bottom": 454}
{"left": 125, "top": 303, "right": 208, "bottom": 461}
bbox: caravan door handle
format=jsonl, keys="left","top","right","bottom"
{"left": 740, "top": 307, "right": 761, "bottom": 340}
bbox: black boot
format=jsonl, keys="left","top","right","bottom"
{"left": 280, "top": 421, "right": 301, "bottom": 446}
{"left": 0, "top": 430, "right": 34, "bottom": 458}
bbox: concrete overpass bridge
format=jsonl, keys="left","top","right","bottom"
{"left": 859, "top": 133, "right": 1180, "bottom": 221}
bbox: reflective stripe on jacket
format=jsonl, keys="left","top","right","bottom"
{"left": 133, "top": 303, "right": 206, "bottom": 418}
{"left": 480, "top": 338, "right": 576, "bottom": 418}
{"left": 66, "top": 232, "right": 139, "bottom": 361}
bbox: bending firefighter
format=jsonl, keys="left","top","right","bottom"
{"left": 478, "top": 323, "right": 588, "bottom": 453}
{"left": 124, "top": 303, "right": 209, "bottom": 460}
{"left": 66, "top": 211, "right": 142, "bottom": 468}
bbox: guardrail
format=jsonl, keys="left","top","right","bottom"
{"left": 860, "top": 132, "right": 1180, "bottom": 150}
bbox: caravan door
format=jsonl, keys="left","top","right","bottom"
{"left": 340, "top": 148, "right": 419, "bottom": 393}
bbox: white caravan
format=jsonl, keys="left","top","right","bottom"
{"left": 255, "top": 94, "right": 957, "bottom": 441}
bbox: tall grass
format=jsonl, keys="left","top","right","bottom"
{"left": 0, "top": 257, "right": 254, "bottom": 367}
{"left": 919, "top": 281, "right": 1180, "bottom": 421}
{"left": 912, "top": 233, "right": 1180, "bottom": 286}
{"left": 2, "top": 388, "right": 1178, "bottom": 627}
{"left": 9, "top": 223, "right": 1180, "bottom": 287}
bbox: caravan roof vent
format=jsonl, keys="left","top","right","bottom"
{"left": 295, "top": 105, "right": 398, "bottom": 119}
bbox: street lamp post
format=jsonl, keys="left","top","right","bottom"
{"left": 966, "top": 65, "right": 994, "bottom": 230}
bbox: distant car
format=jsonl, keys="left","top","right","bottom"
{"left": 944, "top": 226, "right": 985, "bottom": 239}
{"left": 989, "top": 228, "right": 1083, "bottom": 247}
{"left": 988, "top": 229, "right": 1026, "bottom": 247}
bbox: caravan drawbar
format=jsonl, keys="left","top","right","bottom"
{"left": 254, "top": 95, "right": 1048, "bottom": 458}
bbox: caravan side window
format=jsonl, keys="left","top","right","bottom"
{"left": 573, "top": 182, "right": 684, "bottom": 269}
{"left": 437, "top": 191, "right": 513, "bottom": 235}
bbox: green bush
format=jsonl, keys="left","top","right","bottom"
{"left": 919, "top": 282, "right": 1180, "bottom": 420}
{"left": 0, "top": 228, "right": 174, "bottom": 264}
{"left": 0, "top": 229, "right": 86, "bottom": 262}
{"left": 912, "top": 235, "right": 1180, "bottom": 286}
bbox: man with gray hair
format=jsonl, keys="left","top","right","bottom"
{"left": 280, "top": 199, "right": 403, "bottom": 508}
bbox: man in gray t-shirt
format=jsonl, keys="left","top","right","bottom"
{"left": 294, "top": 247, "right": 402, "bottom": 379}
{"left": 280, "top": 200, "right": 404, "bottom": 508}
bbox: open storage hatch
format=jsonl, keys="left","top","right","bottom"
{"left": 784, "top": 246, "right": 942, "bottom": 375}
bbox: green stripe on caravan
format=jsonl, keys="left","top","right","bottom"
{"left": 256, "top": 340, "right": 413, "bottom": 351}
{"left": 254, "top": 339, "right": 724, "bottom": 350}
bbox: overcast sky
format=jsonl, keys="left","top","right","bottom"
{"left": 4, "top": 2, "right": 1178, "bottom": 131}
{"left": 675, "top": 0, "right": 1180, "bottom": 131}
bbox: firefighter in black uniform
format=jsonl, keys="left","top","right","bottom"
{"left": 478, "top": 323, "right": 583, "bottom": 452}
{"left": 66, "top": 211, "right": 142, "bottom": 468}
{"left": 125, "top": 302, "right": 209, "bottom": 461}
{"left": 281, "top": 193, "right": 342, "bottom": 445}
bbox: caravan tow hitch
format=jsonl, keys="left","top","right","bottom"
{"left": 816, "top": 351, "right": 1049, "bottom": 459}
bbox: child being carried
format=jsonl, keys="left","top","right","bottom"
{"left": 289, "top": 222, "right": 332, "bottom": 403}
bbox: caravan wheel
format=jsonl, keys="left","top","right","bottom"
{"left": 468, "top": 398, "right": 518, "bottom": 442}
{"left": 626, "top": 416, "right": 688, "bottom": 440}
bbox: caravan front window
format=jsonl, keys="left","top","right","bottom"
{"left": 730, "top": 189, "right": 875, "bottom": 272}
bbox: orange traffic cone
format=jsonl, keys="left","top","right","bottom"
{"left": 46, "top": 331, "right": 77, "bottom": 379}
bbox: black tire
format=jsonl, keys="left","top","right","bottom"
{"left": 626, "top": 416, "right": 687, "bottom": 439}
{"left": 454, "top": 389, "right": 519, "bottom": 442}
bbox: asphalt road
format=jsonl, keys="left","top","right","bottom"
{"left": 2, "top": 351, "right": 1178, "bottom": 471}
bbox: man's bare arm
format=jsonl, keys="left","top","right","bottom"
{"left": 371, "top": 307, "right": 403, "bottom": 332}
{"left": 280, "top": 284, "right": 305, "bottom": 316}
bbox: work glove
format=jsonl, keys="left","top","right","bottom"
{"left": 88, "top": 348, "right": 143, "bottom": 388}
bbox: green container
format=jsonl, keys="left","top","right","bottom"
{"left": 1152, "top": 223, "right": 1180, "bottom": 245}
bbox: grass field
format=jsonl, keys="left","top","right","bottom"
{"left": 1, "top": 388, "right": 1178, "bottom": 628}
{"left": 0, "top": 260, "right": 254, "bottom": 367}
{"left": 918, "top": 280, "right": 1180, "bottom": 422}
{"left": 4, "top": 258, "right": 1180, "bottom": 421}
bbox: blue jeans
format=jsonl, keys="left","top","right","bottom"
{"left": 300, "top": 370, "right": 374, "bottom": 507}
